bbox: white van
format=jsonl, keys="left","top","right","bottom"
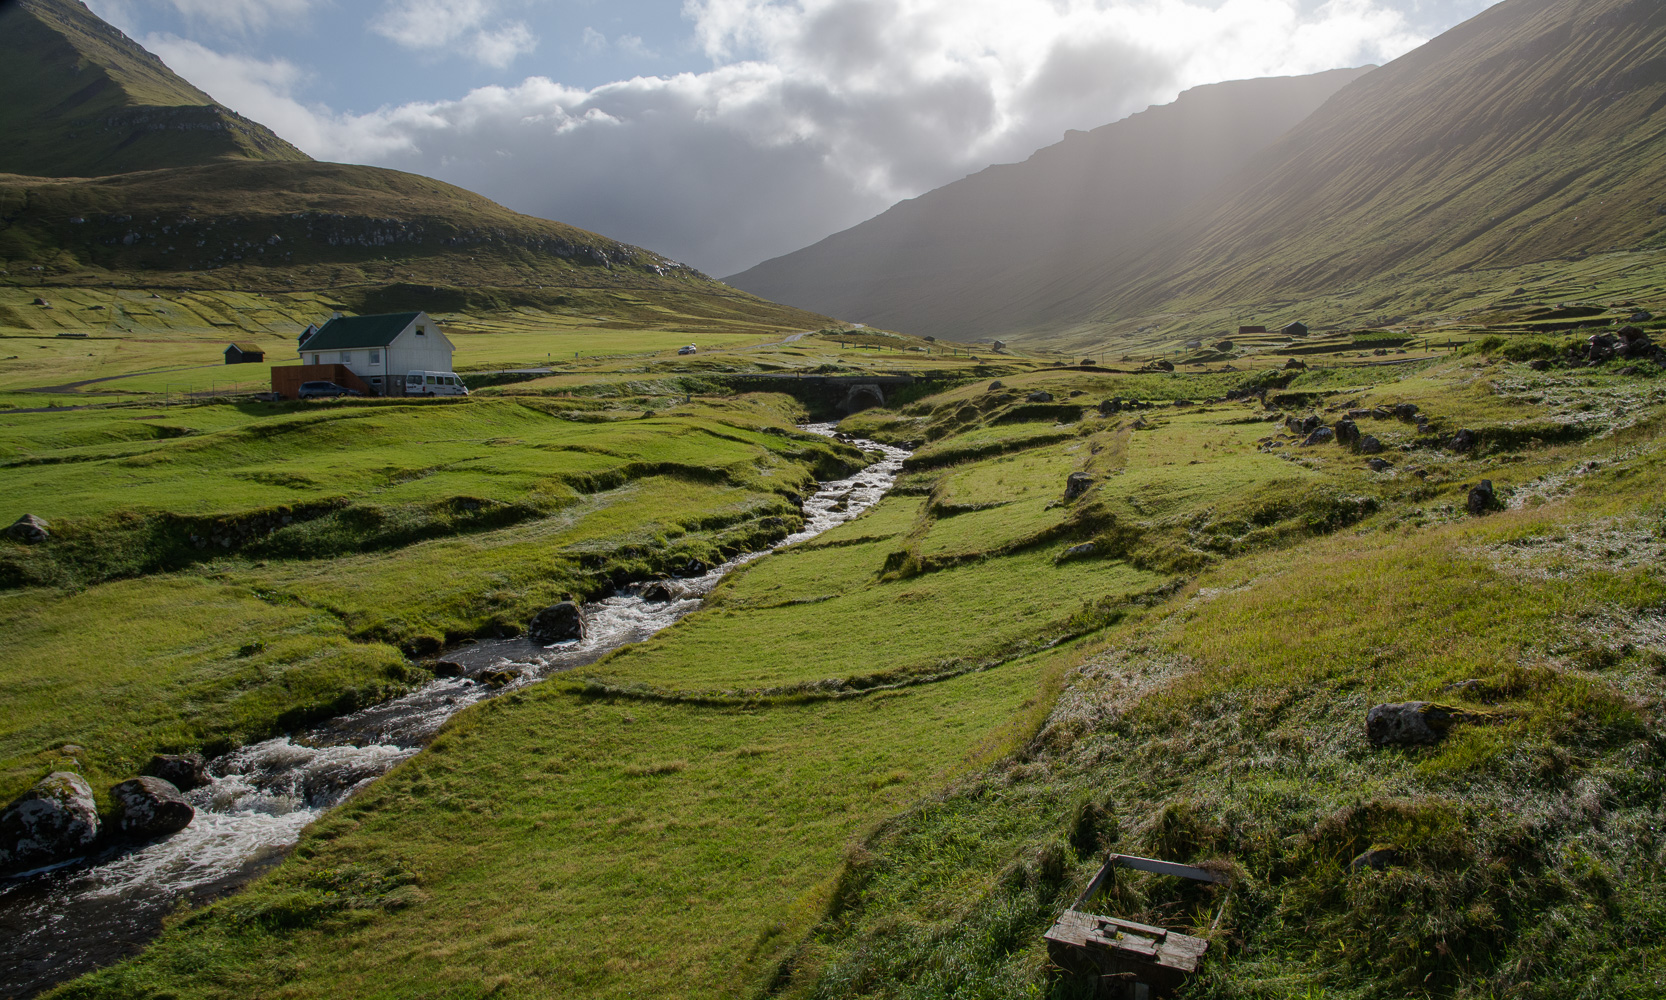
{"left": 406, "top": 371, "right": 469, "bottom": 396}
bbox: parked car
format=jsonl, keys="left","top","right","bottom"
{"left": 677, "top": 344, "right": 697, "bottom": 355}
{"left": 405, "top": 371, "right": 469, "bottom": 396}
{"left": 297, "top": 381, "right": 361, "bottom": 399}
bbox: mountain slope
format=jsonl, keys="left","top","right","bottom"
{"left": 0, "top": 0, "right": 825, "bottom": 329}
{"left": 725, "top": 69, "right": 1371, "bottom": 339}
{"left": 0, "top": 0, "right": 309, "bottom": 177}
{"left": 1080, "top": 0, "right": 1666, "bottom": 326}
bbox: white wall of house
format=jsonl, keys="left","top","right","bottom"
{"left": 299, "top": 313, "right": 456, "bottom": 394}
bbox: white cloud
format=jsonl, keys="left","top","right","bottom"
{"left": 174, "top": 0, "right": 1439, "bottom": 274}
{"left": 85, "top": 0, "right": 322, "bottom": 36}
{"left": 370, "top": 0, "right": 537, "bottom": 68}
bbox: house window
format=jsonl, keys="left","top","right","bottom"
{"left": 311, "top": 353, "right": 320, "bottom": 365}
{"left": 370, "top": 350, "right": 381, "bottom": 365}
{"left": 415, "top": 326, "right": 426, "bottom": 336}
{"left": 341, "top": 352, "right": 352, "bottom": 364}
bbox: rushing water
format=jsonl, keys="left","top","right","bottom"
{"left": 0, "top": 425, "right": 907, "bottom": 998}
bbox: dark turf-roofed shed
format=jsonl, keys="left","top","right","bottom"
{"left": 224, "top": 342, "right": 264, "bottom": 364}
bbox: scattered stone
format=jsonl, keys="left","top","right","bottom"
{"left": 1080, "top": 358, "right": 1095, "bottom": 367}
{"left": 1064, "top": 472, "right": 1095, "bottom": 500}
{"left": 0, "top": 772, "right": 100, "bottom": 874}
{"left": 1449, "top": 428, "right": 1478, "bottom": 452}
{"left": 1347, "top": 409, "right": 1374, "bottom": 419}
{"left": 1586, "top": 332, "right": 1618, "bottom": 363}
{"left": 1617, "top": 325, "right": 1656, "bottom": 358}
{"left": 5, "top": 514, "right": 49, "bottom": 544}
{"left": 143, "top": 753, "right": 209, "bottom": 792}
{"left": 1098, "top": 398, "right": 1122, "bottom": 416}
{"left": 1334, "top": 419, "right": 1360, "bottom": 447}
{"left": 640, "top": 580, "right": 686, "bottom": 603}
{"left": 32, "top": 297, "right": 50, "bottom": 307}
{"left": 1027, "top": 391, "right": 1054, "bottom": 403}
{"left": 1302, "top": 427, "right": 1336, "bottom": 447}
{"left": 110, "top": 777, "right": 194, "bottom": 840}
{"left": 1442, "top": 679, "right": 1488, "bottom": 697}
{"left": 479, "top": 669, "right": 517, "bottom": 689}
{"left": 1172, "top": 398, "right": 1194, "bottom": 407}
{"left": 1059, "top": 542, "right": 1096, "bottom": 561}
{"left": 1466, "top": 479, "right": 1497, "bottom": 515}
{"left": 1068, "top": 389, "right": 1086, "bottom": 397}
{"left": 1630, "top": 309, "right": 1653, "bottom": 322}
{"left": 1366, "top": 457, "right": 1393, "bottom": 472}
{"left": 1527, "top": 359, "right": 1551, "bottom": 371}
{"left": 987, "top": 381, "right": 1004, "bottom": 392}
{"left": 1150, "top": 360, "right": 1175, "bottom": 372}
{"left": 1358, "top": 435, "right": 1385, "bottom": 455}
{"left": 1283, "top": 358, "right": 1307, "bottom": 370}
{"left": 1350, "top": 845, "right": 1402, "bottom": 872}
{"left": 1365, "top": 702, "right": 1473, "bottom": 746}
{"left": 1393, "top": 403, "right": 1419, "bottom": 421}
{"left": 674, "top": 559, "right": 708, "bottom": 577}
{"left": 527, "top": 601, "right": 586, "bottom": 643}
{"left": 1131, "top": 417, "right": 1152, "bottom": 430}
{"left": 428, "top": 660, "right": 465, "bottom": 678}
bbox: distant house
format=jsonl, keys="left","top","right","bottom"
{"left": 224, "top": 342, "right": 264, "bottom": 365}
{"left": 1238, "top": 325, "right": 1268, "bottom": 336}
{"left": 292, "top": 311, "right": 454, "bottom": 396}
{"left": 1184, "top": 339, "right": 1203, "bottom": 350}
{"left": 1281, "top": 321, "right": 1310, "bottom": 338}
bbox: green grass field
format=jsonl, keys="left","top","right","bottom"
{"left": 4, "top": 334, "right": 1663, "bottom": 999}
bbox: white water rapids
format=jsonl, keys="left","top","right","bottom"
{"left": 0, "top": 425, "right": 907, "bottom": 997}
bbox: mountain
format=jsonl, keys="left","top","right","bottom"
{"left": 0, "top": 0, "right": 309, "bottom": 177}
{"left": 724, "top": 68, "right": 1373, "bottom": 340}
{"left": 0, "top": 0, "right": 824, "bottom": 329}
{"left": 1077, "top": 0, "right": 1666, "bottom": 329}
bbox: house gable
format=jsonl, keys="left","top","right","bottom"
{"left": 299, "top": 312, "right": 422, "bottom": 355}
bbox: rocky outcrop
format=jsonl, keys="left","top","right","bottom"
{"left": 1333, "top": 419, "right": 1359, "bottom": 448}
{"left": 1466, "top": 480, "right": 1497, "bottom": 516}
{"left": 1064, "top": 473, "right": 1095, "bottom": 501}
{"left": 1358, "top": 435, "right": 1384, "bottom": 455}
{"left": 1027, "top": 391, "right": 1054, "bottom": 403}
{"left": 110, "top": 777, "right": 194, "bottom": 840}
{"left": 143, "top": 753, "right": 210, "bottom": 792}
{"left": 1283, "top": 358, "right": 1307, "bottom": 370}
{"left": 640, "top": 580, "right": 686, "bottom": 603}
{"left": 1302, "top": 427, "right": 1335, "bottom": 446}
{"left": 528, "top": 601, "right": 586, "bottom": 642}
{"left": 0, "top": 772, "right": 100, "bottom": 874}
{"left": 5, "top": 514, "right": 49, "bottom": 544}
{"left": 1365, "top": 702, "right": 1474, "bottom": 746}
{"left": 1449, "top": 428, "right": 1477, "bottom": 452}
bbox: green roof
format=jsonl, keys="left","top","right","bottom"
{"left": 302, "top": 312, "right": 420, "bottom": 353}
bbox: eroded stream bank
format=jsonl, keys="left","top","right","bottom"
{"left": 0, "top": 425, "right": 907, "bottom": 998}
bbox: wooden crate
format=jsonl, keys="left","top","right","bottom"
{"left": 1043, "top": 854, "right": 1225, "bottom": 999}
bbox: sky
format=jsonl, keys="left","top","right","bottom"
{"left": 85, "top": 0, "right": 1504, "bottom": 277}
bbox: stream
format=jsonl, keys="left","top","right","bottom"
{"left": 0, "top": 424, "right": 908, "bottom": 998}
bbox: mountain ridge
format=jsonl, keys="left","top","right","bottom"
{"left": 725, "top": 68, "right": 1374, "bottom": 339}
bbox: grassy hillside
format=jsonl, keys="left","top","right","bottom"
{"left": 0, "top": 0, "right": 308, "bottom": 177}
{"left": 1059, "top": 0, "right": 1666, "bottom": 344}
{"left": 28, "top": 342, "right": 1665, "bottom": 998}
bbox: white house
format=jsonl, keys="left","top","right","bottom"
{"left": 296, "top": 311, "right": 455, "bottom": 396}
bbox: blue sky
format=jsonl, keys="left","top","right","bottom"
{"left": 86, "top": 0, "right": 1503, "bottom": 276}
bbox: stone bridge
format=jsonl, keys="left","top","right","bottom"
{"left": 711, "top": 373, "right": 932, "bottom": 417}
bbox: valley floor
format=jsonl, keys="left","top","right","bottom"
{"left": 3, "top": 323, "right": 1665, "bottom": 999}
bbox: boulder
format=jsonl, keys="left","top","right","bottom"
{"left": 1059, "top": 542, "right": 1096, "bottom": 561}
{"left": 110, "top": 777, "right": 194, "bottom": 840}
{"left": 1150, "top": 360, "right": 1175, "bottom": 372}
{"left": 0, "top": 772, "right": 100, "bottom": 874}
{"left": 32, "top": 297, "right": 50, "bottom": 307}
{"left": 1097, "top": 398, "right": 1122, "bottom": 416}
{"left": 640, "top": 580, "right": 686, "bottom": 603}
{"left": 1449, "top": 428, "right": 1478, "bottom": 452}
{"left": 1026, "top": 391, "right": 1054, "bottom": 403}
{"left": 5, "top": 514, "right": 49, "bottom": 544}
{"left": 1467, "top": 479, "right": 1497, "bottom": 516}
{"left": 1301, "top": 427, "right": 1336, "bottom": 447}
{"left": 1617, "top": 325, "right": 1655, "bottom": 358}
{"left": 1365, "top": 702, "right": 1471, "bottom": 746}
{"left": 1333, "top": 419, "right": 1360, "bottom": 447}
{"left": 1527, "top": 358, "right": 1551, "bottom": 371}
{"left": 1350, "top": 845, "right": 1402, "bottom": 872}
{"left": 1366, "top": 458, "right": 1394, "bottom": 472}
{"left": 1172, "top": 398, "right": 1194, "bottom": 408}
{"left": 1068, "top": 389, "right": 1086, "bottom": 398}
{"left": 1080, "top": 358, "right": 1096, "bottom": 366}
{"left": 1064, "top": 473, "right": 1095, "bottom": 501}
{"left": 428, "top": 660, "right": 465, "bottom": 678}
{"left": 528, "top": 601, "right": 586, "bottom": 642}
{"left": 1587, "top": 333, "right": 1618, "bottom": 363}
{"left": 1393, "top": 403, "right": 1419, "bottom": 421}
{"left": 1630, "top": 309, "right": 1653, "bottom": 322}
{"left": 143, "top": 753, "right": 210, "bottom": 792}
{"left": 1283, "top": 358, "right": 1307, "bottom": 370}
{"left": 1358, "top": 435, "right": 1385, "bottom": 455}
{"left": 987, "top": 381, "right": 1004, "bottom": 392}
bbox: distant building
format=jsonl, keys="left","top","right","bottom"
{"left": 1281, "top": 321, "right": 1309, "bottom": 338}
{"left": 224, "top": 342, "right": 264, "bottom": 365}
{"left": 1238, "top": 325, "right": 1268, "bottom": 336}
{"left": 274, "top": 311, "right": 456, "bottom": 399}
{"left": 1184, "top": 339, "right": 1203, "bottom": 350}
{"left": 296, "top": 311, "right": 454, "bottom": 396}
